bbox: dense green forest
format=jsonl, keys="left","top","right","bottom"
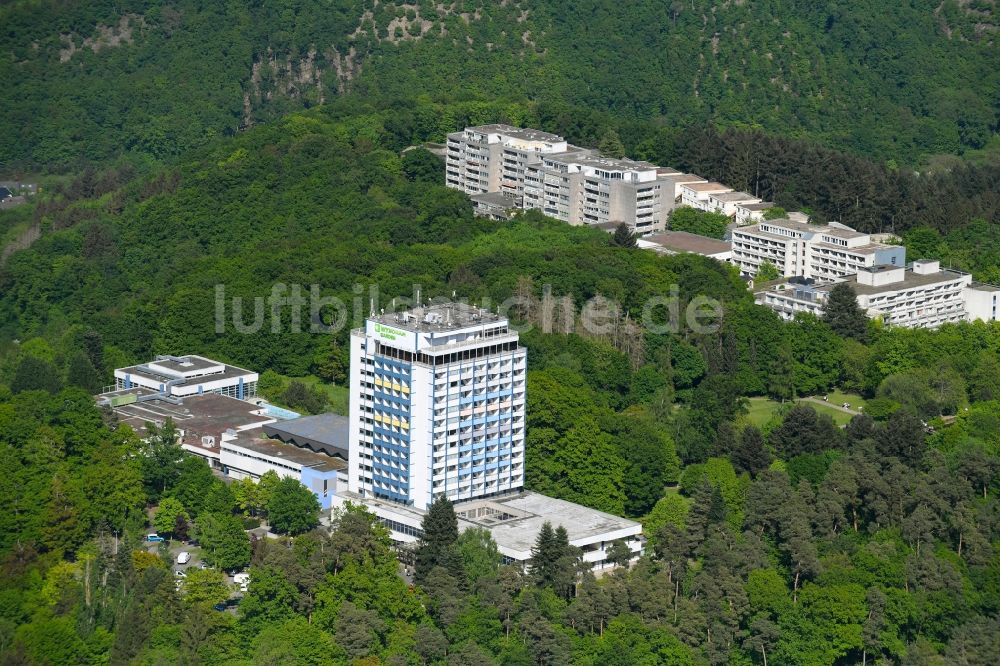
{"left": 1, "top": 105, "right": 999, "bottom": 664}
{"left": 1, "top": 0, "right": 997, "bottom": 169}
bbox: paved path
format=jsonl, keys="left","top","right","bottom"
{"left": 802, "top": 396, "right": 861, "bottom": 416}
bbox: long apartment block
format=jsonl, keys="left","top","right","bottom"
{"left": 445, "top": 125, "right": 568, "bottom": 197}
{"left": 731, "top": 219, "right": 905, "bottom": 280}
{"left": 522, "top": 149, "right": 677, "bottom": 235}
{"left": 446, "top": 125, "right": 682, "bottom": 235}
{"left": 756, "top": 260, "right": 1000, "bottom": 329}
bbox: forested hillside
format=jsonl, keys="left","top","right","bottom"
{"left": 2, "top": 0, "right": 997, "bottom": 168}
{"left": 1, "top": 106, "right": 1000, "bottom": 664}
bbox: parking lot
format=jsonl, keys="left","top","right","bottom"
{"left": 144, "top": 537, "right": 247, "bottom": 604}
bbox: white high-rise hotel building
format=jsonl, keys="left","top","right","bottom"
{"left": 348, "top": 303, "right": 527, "bottom": 511}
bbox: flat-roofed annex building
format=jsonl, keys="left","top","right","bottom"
{"left": 113, "top": 354, "right": 258, "bottom": 400}
{"left": 637, "top": 230, "right": 733, "bottom": 262}
{"left": 221, "top": 430, "right": 346, "bottom": 510}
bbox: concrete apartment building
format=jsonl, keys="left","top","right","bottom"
{"left": 445, "top": 125, "right": 568, "bottom": 197}
{"left": 337, "top": 302, "right": 641, "bottom": 569}
{"left": 522, "top": 150, "right": 675, "bottom": 234}
{"left": 447, "top": 125, "right": 684, "bottom": 235}
{"left": 731, "top": 219, "right": 905, "bottom": 279}
{"left": 755, "top": 260, "right": 1000, "bottom": 329}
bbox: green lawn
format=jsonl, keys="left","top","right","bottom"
{"left": 745, "top": 395, "right": 857, "bottom": 428}
{"left": 746, "top": 397, "right": 784, "bottom": 427}
{"left": 821, "top": 389, "right": 867, "bottom": 411}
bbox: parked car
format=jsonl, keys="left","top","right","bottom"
{"left": 232, "top": 572, "right": 250, "bottom": 593}
{"left": 176, "top": 552, "right": 191, "bottom": 565}
{"left": 175, "top": 570, "right": 187, "bottom": 578}
{"left": 145, "top": 534, "right": 165, "bottom": 543}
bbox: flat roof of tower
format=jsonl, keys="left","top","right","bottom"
{"left": 367, "top": 302, "right": 507, "bottom": 333}
{"left": 466, "top": 124, "right": 565, "bottom": 142}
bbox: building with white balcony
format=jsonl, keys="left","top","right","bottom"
{"left": 522, "top": 150, "right": 676, "bottom": 235}
{"left": 679, "top": 182, "right": 732, "bottom": 211}
{"left": 337, "top": 301, "right": 642, "bottom": 569}
{"left": 706, "top": 191, "right": 761, "bottom": 217}
{"left": 731, "top": 219, "right": 905, "bottom": 279}
{"left": 755, "top": 260, "right": 1000, "bottom": 329}
{"left": 734, "top": 201, "right": 776, "bottom": 226}
{"left": 445, "top": 125, "right": 568, "bottom": 197}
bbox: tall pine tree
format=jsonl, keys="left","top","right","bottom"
{"left": 415, "top": 495, "right": 460, "bottom": 582}
{"left": 823, "top": 283, "right": 868, "bottom": 342}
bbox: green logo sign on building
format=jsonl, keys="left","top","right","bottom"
{"left": 374, "top": 323, "right": 408, "bottom": 341}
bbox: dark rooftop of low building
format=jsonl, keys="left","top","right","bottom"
{"left": 223, "top": 435, "right": 346, "bottom": 472}
{"left": 644, "top": 230, "right": 732, "bottom": 256}
{"left": 263, "top": 413, "right": 350, "bottom": 460}
{"left": 100, "top": 390, "right": 271, "bottom": 440}
{"left": 470, "top": 191, "right": 518, "bottom": 208}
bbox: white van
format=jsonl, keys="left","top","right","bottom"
{"left": 176, "top": 552, "right": 191, "bottom": 565}
{"left": 233, "top": 572, "right": 250, "bottom": 593}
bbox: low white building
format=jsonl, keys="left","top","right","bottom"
{"left": 755, "top": 260, "right": 1000, "bottom": 329}
{"left": 113, "top": 354, "right": 258, "bottom": 400}
{"left": 332, "top": 490, "right": 642, "bottom": 569}
{"left": 221, "top": 431, "right": 346, "bottom": 510}
{"left": 657, "top": 173, "right": 707, "bottom": 204}
{"left": 679, "top": 182, "right": 732, "bottom": 211}
{"left": 734, "top": 201, "right": 776, "bottom": 226}
{"left": 706, "top": 191, "right": 761, "bottom": 217}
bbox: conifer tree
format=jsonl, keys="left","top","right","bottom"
{"left": 415, "top": 495, "right": 460, "bottom": 582}
{"left": 611, "top": 223, "right": 637, "bottom": 248}
{"left": 732, "top": 425, "right": 772, "bottom": 477}
{"left": 823, "top": 283, "right": 868, "bottom": 342}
